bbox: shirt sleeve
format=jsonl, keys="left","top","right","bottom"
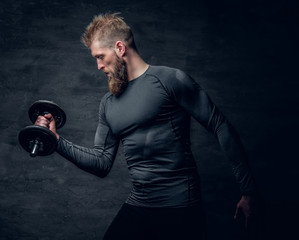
{"left": 162, "top": 69, "right": 257, "bottom": 195}
{"left": 56, "top": 95, "right": 119, "bottom": 178}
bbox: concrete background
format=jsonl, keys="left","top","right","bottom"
{"left": 0, "top": 0, "right": 298, "bottom": 239}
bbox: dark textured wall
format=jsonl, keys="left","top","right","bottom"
{"left": 1, "top": 0, "right": 298, "bottom": 239}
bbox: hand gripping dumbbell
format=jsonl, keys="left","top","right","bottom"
{"left": 18, "top": 100, "right": 66, "bottom": 157}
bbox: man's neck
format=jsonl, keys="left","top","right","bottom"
{"left": 125, "top": 50, "right": 149, "bottom": 81}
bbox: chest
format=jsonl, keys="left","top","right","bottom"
{"left": 105, "top": 77, "right": 175, "bottom": 136}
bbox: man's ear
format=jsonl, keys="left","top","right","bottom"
{"left": 115, "top": 41, "right": 126, "bottom": 57}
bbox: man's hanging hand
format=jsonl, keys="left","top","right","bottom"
{"left": 234, "top": 195, "right": 264, "bottom": 239}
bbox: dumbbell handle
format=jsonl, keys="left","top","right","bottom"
{"left": 30, "top": 139, "right": 40, "bottom": 157}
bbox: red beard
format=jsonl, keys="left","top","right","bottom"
{"left": 108, "top": 55, "right": 128, "bottom": 97}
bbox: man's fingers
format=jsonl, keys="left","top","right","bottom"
{"left": 35, "top": 116, "right": 49, "bottom": 123}
{"left": 234, "top": 205, "right": 240, "bottom": 220}
{"left": 43, "top": 113, "right": 54, "bottom": 121}
{"left": 35, "top": 116, "right": 50, "bottom": 128}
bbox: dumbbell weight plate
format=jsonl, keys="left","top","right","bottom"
{"left": 18, "top": 125, "right": 58, "bottom": 157}
{"left": 28, "top": 100, "right": 66, "bottom": 129}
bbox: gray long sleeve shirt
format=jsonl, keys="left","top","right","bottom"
{"left": 57, "top": 65, "right": 257, "bottom": 207}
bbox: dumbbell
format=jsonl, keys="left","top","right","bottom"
{"left": 18, "top": 100, "right": 66, "bottom": 157}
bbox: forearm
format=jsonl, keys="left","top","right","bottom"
{"left": 56, "top": 136, "right": 118, "bottom": 178}
{"left": 216, "top": 121, "right": 257, "bottom": 195}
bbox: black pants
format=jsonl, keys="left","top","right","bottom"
{"left": 103, "top": 203, "right": 206, "bottom": 240}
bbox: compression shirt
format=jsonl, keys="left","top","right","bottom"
{"left": 56, "top": 65, "right": 257, "bottom": 207}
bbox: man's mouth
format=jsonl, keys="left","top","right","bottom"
{"left": 103, "top": 71, "right": 110, "bottom": 77}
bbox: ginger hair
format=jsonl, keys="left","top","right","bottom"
{"left": 81, "top": 12, "right": 137, "bottom": 51}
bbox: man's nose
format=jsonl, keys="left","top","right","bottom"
{"left": 97, "top": 59, "right": 104, "bottom": 70}
{"left": 97, "top": 63, "right": 104, "bottom": 70}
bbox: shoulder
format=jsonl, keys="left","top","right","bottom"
{"left": 146, "top": 65, "right": 198, "bottom": 95}
{"left": 100, "top": 92, "right": 113, "bottom": 105}
{"left": 99, "top": 91, "right": 113, "bottom": 113}
{"left": 146, "top": 65, "right": 188, "bottom": 82}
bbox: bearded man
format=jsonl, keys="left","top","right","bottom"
{"left": 35, "top": 13, "right": 260, "bottom": 240}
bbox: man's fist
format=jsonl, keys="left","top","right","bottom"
{"left": 35, "top": 113, "right": 59, "bottom": 139}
